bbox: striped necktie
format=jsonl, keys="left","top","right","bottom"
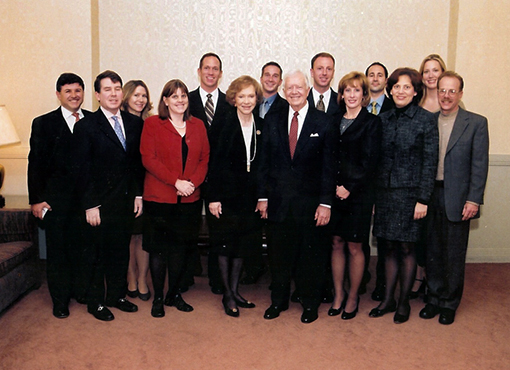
{"left": 112, "top": 115, "right": 126, "bottom": 150}
{"left": 205, "top": 94, "right": 214, "bottom": 126}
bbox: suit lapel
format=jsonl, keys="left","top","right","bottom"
{"left": 276, "top": 106, "right": 292, "bottom": 161}
{"left": 446, "top": 108, "right": 470, "bottom": 154}
{"left": 97, "top": 110, "right": 125, "bottom": 150}
{"left": 294, "top": 109, "right": 318, "bottom": 161}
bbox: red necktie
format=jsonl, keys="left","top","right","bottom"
{"left": 289, "top": 111, "right": 299, "bottom": 159}
{"left": 72, "top": 112, "right": 80, "bottom": 122}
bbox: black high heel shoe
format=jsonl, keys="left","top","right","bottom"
{"left": 341, "top": 297, "right": 360, "bottom": 320}
{"left": 234, "top": 295, "right": 256, "bottom": 308}
{"left": 409, "top": 278, "right": 426, "bottom": 300}
{"left": 328, "top": 293, "right": 348, "bottom": 316}
{"left": 222, "top": 297, "right": 239, "bottom": 317}
{"left": 369, "top": 300, "right": 397, "bottom": 317}
{"left": 393, "top": 303, "right": 411, "bottom": 324}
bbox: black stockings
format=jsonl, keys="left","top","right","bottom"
{"left": 219, "top": 255, "right": 245, "bottom": 309}
{"left": 150, "top": 251, "right": 186, "bottom": 300}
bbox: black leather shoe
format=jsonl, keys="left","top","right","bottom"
{"left": 109, "top": 298, "right": 138, "bottom": 312}
{"left": 301, "top": 308, "right": 319, "bottom": 324}
{"left": 53, "top": 306, "right": 69, "bottom": 319}
{"left": 321, "top": 289, "right": 334, "bottom": 304}
{"left": 263, "top": 304, "right": 288, "bottom": 320}
{"left": 439, "top": 308, "right": 455, "bottom": 325}
{"left": 328, "top": 293, "right": 347, "bottom": 316}
{"left": 290, "top": 290, "right": 301, "bottom": 303}
{"left": 75, "top": 296, "right": 87, "bottom": 305}
{"left": 138, "top": 290, "right": 151, "bottom": 301}
{"left": 88, "top": 304, "right": 114, "bottom": 321}
{"left": 371, "top": 284, "right": 385, "bottom": 301}
{"left": 341, "top": 297, "right": 360, "bottom": 320}
{"left": 393, "top": 304, "right": 411, "bottom": 324}
{"left": 165, "top": 294, "right": 194, "bottom": 312}
{"left": 369, "top": 301, "right": 397, "bottom": 318}
{"left": 126, "top": 289, "right": 138, "bottom": 298}
{"left": 222, "top": 297, "right": 239, "bottom": 317}
{"left": 151, "top": 298, "right": 165, "bottom": 318}
{"left": 235, "top": 296, "right": 256, "bottom": 308}
{"left": 211, "top": 286, "right": 224, "bottom": 295}
{"left": 419, "top": 304, "right": 440, "bottom": 319}
{"left": 410, "top": 279, "right": 426, "bottom": 300}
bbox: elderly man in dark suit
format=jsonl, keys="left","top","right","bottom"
{"left": 73, "top": 70, "right": 144, "bottom": 321}
{"left": 307, "top": 52, "right": 340, "bottom": 116}
{"left": 187, "top": 52, "right": 229, "bottom": 294}
{"left": 257, "top": 70, "right": 336, "bottom": 324}
{"left": 28, "top": 73, "right": 91, "bottom": 319}
{"left": 419, "top": 71, "right": 489, "bottom": 325}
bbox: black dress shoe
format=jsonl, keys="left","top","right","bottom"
{"left": 240, "top": 267, "right": 267, "bottom": 285}
{"left": 109, "top": 298, "right": 138, "bottom": 312}
{"left": 234, "top": 296, "right": 256, "bottom": 308}
{"left": 165, "top": 294, "right": 194, "bottom": 312}
{"left": 222, "top": 297, "right": 239, "bottom": 317}
{"left": 211, "top": 286, "right": 224, "bottom": 295}
{"left": 126, "top": 289, "right": 139, "bottom": 298}
{"left": 138, "top": 290, "right": 151, "bottom": 301}
{"left": 341, "top": 297, "right": 360, "bottom": 320}
{"left": 263, "top": 304, "right": 288, "bottom": 320}
{"left": 88, "top": 304, "right": 114, "bottom": 321}
{"left": 301, "top": 308, "right": 318, "bottom": 324}
{"left": 53, "top": 306, "right": 69, "bottom": 319}
{"left": 151, "top": 298, "right": 165, "bottom": 318}
{"left": 290, "top": 290, "right": 301, "bottom": 303}
{"left": 321, "top": 289, "right": 334, "bottom": 304}
{"left": 371, "top": 284, "right": 385, "bottom": 302}
{"left": 328, "top": 293, "right": 347, "bottom": 316}
{"left": 393, "top": 304, "right": 411, "bottom": 324}
{"left": 419, "top": 303, "right": 440, "bottom": 319}
{"left": 75, "top": 296, "right": 87, "bottom": 305}
{"left": 439, "top": 308, "right": 455, "bottom": 325}
{"left": 369, "top": 301, "right": 397, "bottom": 318}
{"left": 410, "top": 278, "right": 426, "bottom": 300}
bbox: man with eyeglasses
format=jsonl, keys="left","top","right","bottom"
{"left": 419, "top": 71, "right": 489, "bottom": 325}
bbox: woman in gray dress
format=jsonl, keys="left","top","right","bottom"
{"left": 369, "top": 68, "right": 438, "bottom": 324}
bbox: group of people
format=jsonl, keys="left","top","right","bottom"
{"left": 28, "top": 52, "right": 489, "bottom": 326}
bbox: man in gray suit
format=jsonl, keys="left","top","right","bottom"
{"left": 419, "top": 71, "right": 489, "bottom": 325}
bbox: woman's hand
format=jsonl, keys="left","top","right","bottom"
{"left": 209, "top": 202, "right": 222, "bottom": 219}
{"left": 414, "top": 202, "right": 428, "bottom": 220}
{"left": 175, "top": 179, "right": 195, "bottom": 197}
{"left": 336, "top": 185, "right": 350, "bottom": 200}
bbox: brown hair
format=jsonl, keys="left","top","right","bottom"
{"left": 386, "top": 67, "right": 424, "bottom": 105}
{"left": 158, "top": 79, "right": 190, "bottom": 121}
{"left": 437, "top": 70, "right": 464, "bottom": 91}
{"left": 225, "top": 75, "right": 263, "bottom": 106}
{"left": 121, "top": 80, "right": 153, "bottom": 120}
{"left": 337, "top": 71, "right": 371, "bottom": 108}
{"left": 311, "top": 52, "right": 335, "bottom": 68}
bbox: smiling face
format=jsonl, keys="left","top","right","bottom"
{"left": 163, "top": 88, "right": 188, "bottom": 119}
{"left": 438, "top": 76, "right": 463, "bottom": 115}
{"left": 260, "top": 65, "right": 282, "bottom": 96}
{"left": 198, "top": 56, "right": 222, "bottom": 92}
{"left": 342, "top": 82, "right": 364, "bottom": 110}
{"left": 127, "top": 85, "right": 148, "bottom": 116}
{"left": 234, "top": 85, "right": 257, "bottom": 117}
{"left": 422, "top": 60, "right": 443, "bottom": 90}
{"left": 310, "top": 56, "right": 335, "bottom": 93}
{"left": 367, "top": 64, "right": 387, "bottom": 96}
{"left": 284, "top": 72, "right": 309, "bottom": 112}
{"left": 56, "top": 83, "right": 84, "bottom": 113}
{"left": 391, "top": 75, "right": 417, "bottom": 108}
{"left": 95, "top": 78, "right": 123, "bottom": 114}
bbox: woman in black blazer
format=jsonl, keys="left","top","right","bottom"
{"left": 207, "top": 76, "right": 264, "bottom": 317}
{"left": 329, "top": 72, "right": 381, "bottom": 320}
{"left": 369, "top": 68, "right": 438, "bottom": 324}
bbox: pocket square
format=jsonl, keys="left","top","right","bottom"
{"left": 310, "top": 133, "right": 319, "bottom": 137}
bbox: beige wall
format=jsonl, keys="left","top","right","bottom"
{"left": 0, "top": 0, "right": 509, "bottom": 260}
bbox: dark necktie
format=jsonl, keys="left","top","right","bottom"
{"left": 205, "top": 94, "right": 214, "bottom": 126}
{"left": 289, "top": 111, "right": 299, "bottom": 159}
{"left": 112, "top": 115, "right": 126, "bottom": 150}
{"left": 316, "top": 94, "right": 325, "bottom": 112}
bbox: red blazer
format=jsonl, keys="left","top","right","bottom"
{"left": 141, "top": 115, "right": 209, "bottom": 204}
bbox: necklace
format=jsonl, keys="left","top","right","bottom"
{"left": 169, "top": 119, "right": 186, "bottom": 129}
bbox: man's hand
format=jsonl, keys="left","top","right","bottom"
{"left": 462, "top": 202, "right": 479, "bottom": 221}
{"left": 209, "top": 202, "right": 222, "bottom": 219}
{"left": 31, "top": 202, "right": 51, "bottom": 220}
{"left": 86, "top": 207, "right": 101, "bottom": 226}
{"left": 255, "top": 200, "right": 268, "bottom": 219}
{"left": 134, "top": 198, "right": 143, "bottom": 218}
{"left": 336, "top": 185, "right": 350, "bottom": 200}
{"left": 315, "top": 205, "right": 331, "bottom": 226}
{"left": 414, "top": 202, "right": 428, "bottom": 220}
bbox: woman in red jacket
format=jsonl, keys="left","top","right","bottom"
{"left": 140, "top": 79, "right": 209, "bottom": 318}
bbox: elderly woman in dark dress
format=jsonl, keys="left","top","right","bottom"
{"left": 208, "top": 76, "right": 264, "bottom": 317}
{"left": 328, "top": 72, "right": 381, "bottom": 320}
{"left": 369, "top": 68, "right": 438, "bottom": 324}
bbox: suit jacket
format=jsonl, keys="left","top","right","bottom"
{"left": 73, "top": 109, "right": 144, "bottom": 213}
{"left": 140, "top": 115, "right": 209, "bottom": 204}
{"left": 256, "top": 93, "right": 287, "bottom": 118}
{"left": 335, "top": 108, "right": 382, "bottom": 195}
{"left": 380, "top": 95, "right": 395, "bottom": 115}
{"left": 435, "top": 107, "right": 489, "bottom": 222}
{"left": 188, "top": 87, "right": 229, "bottom": 146}
{"left": 257, "top": 104, "right": 337, "bottom": 222}
{"left": 377, "top": 104, "right": 439, "bottom": 204}
{"left": 28, "top": 107, "right": 92, "bottom": 210}
{"left": 208, "top": 108, "right": 263, "bottom": 205}
{"left": 307, "top": 88, "right": 340, "bottom": 116}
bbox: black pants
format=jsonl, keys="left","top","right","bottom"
{"left": 426, "top": 186, "right": 471, "bottom": 311}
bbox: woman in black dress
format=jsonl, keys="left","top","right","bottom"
{"left": 329, "top": 72, "right": 381, "bottom": 320}
{"left": 369, "top": 68, "right": 438, "bottom": 323}
{"left": 208, "top": 76, "right": 264, "bottom": 317}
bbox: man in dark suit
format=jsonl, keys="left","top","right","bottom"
{"left": 364, "top": 61, "right": 395, "bottom": 301}
{"left": 307, "top": 52, "right": 340, "bottom": 116}
{"left": 188, "top": 53, "right": 229, "bottom": 294}
{"left": 73, "top": 70, "right": 144, "bottom": 321}
{"left": 28, "top": 73, "right": 91, "bottom": 319}
{"left": 257, "top": 61, "right": 286, "bottom": 119}
{"left": 419, "top": 71, "right": 489, "bottom": 325}
{"left": 257, "top": 70, "right": 336, "bottom": 324}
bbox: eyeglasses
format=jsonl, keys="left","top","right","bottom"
{"left": 438, "top": 89, "right": 460, "bottom": 96}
